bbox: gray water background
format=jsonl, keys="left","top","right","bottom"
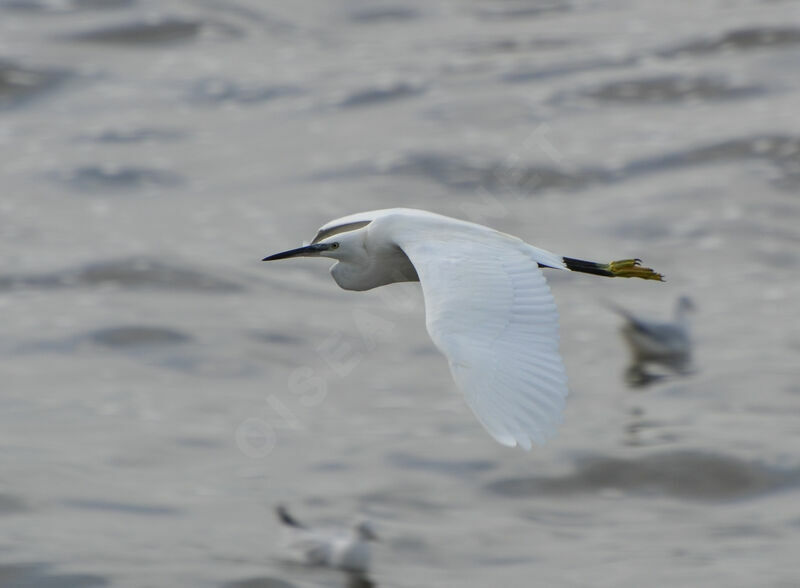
{"left": 1, "top": 1, "right": 800, "bottom": 586}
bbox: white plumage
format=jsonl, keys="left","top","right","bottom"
{"left": 264, "top": 208, "right": 663, "bottom": 448}
{"left": 398, "top": 233, "right": 565, "bottom": 449}
{"left": 609, "top": 296, "right": 694, "bottom": 386}
{"left": 275, "top": 506, "right": 378, "bottom": 574}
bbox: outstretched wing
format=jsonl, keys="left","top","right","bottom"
{"left": 395, "top": 232, "right": 568, "bottom": 449}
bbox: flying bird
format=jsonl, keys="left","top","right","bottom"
{"left": 608, "top": 296, "right": 694, "bottom": 386}
{"left": 275, "top": 505, "right": 378, "bottom": 574}
{"left": 264, "top": 208, "right": 663, "bottom": 448}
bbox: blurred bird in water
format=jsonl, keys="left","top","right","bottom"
{"left": 264, "top": 208, "right": 663, "bottom": 448}
{"left": 608, "top": 296, "right": 695, "bottom": 387}
{"left": 275, "top": 505, "right": 379, "bottom": 575}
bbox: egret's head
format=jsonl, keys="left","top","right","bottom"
{"left": 264, "top": 218, "right": 371, "bottom": 263}
{"left": 263, "top": 238, "right": 343, "bottom": 262}
{"left": 265, "top": 232, "right": 368, "bottom": 263}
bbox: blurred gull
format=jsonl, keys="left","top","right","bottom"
{"left": 264, "top": 208, "right": 663, "bottom": 448}
{"left": 609, "top": 296, "right": 695, "bottom": 387}
{"left": 275, "top": 505, "right": 378, "bottom": 575}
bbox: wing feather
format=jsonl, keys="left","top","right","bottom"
{"left": 394, "top": 230, "right": 568, "bottom": 448}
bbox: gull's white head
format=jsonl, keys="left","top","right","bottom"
{"left": 675, "top": 296, "right": 696, "bottom": 323}
{"left": 676, "top": 295, "right": 695, "bottom": 313}
{"left": 353, "top": 519, "right": 379, "bottom": 542}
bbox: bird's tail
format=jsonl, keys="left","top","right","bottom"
{"left": 275, "top": 505, "right": 305, "bottom": 529}
{"left": 563, "top": 257, "right": 664, "bottom": 281}
{"left": 602, "top": 299, "right": 638, "bottom": 322}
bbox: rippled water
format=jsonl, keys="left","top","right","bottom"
{"left": 1, "top": 1, "right": 800, "bottom": 587}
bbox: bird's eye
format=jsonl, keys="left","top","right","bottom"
{"left": 330, "top": 242, "right": 340, "bottom": 250}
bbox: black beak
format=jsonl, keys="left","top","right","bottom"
{"left": 262, "top": 243, "right": 330, "bottom": 261}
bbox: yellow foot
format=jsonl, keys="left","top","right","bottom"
{"left": 607, "top": 258, "right": 664, "bottom": 281}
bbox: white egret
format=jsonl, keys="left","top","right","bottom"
{"left": 275, "top": 505, "right": 378, "bottom": 574}
{"left": 264, "top": 208, "right": 663, "bottom": 449}
{"left": 608, "top": 296, "right": 694, "bottom": 386}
